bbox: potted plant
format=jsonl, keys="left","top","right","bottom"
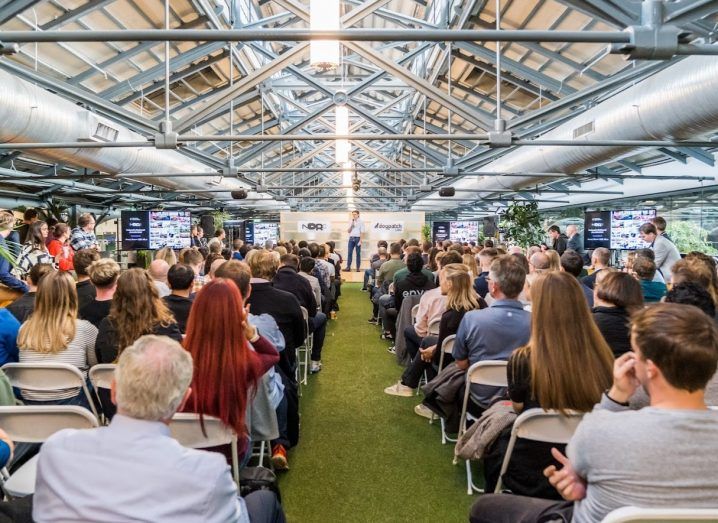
{"left": 666, "top": 221, "right": 717, "bottom": 254}
{"left": 500, "top": 201, "right": 545, "bottom": 248}
{"left": 421, "top": 223, "right": 431, "bottom": 243}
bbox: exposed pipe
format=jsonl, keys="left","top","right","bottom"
{"left": 419, "top": 55, "right": 718, "bottom": 208}
{"left": 0, "top": 69, "right": 280, "bottom": 208}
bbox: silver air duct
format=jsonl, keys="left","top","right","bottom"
{"left": 0, "top": 68, "right": 279, "bottom": 208}
{"left": 423, "top": 55, "right": 718, "bottom": 206}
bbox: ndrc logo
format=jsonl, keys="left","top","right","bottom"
{"left": 372, "top": 221, "right": 404, "bottom": 233}
{"left": 298, "top": 220, "right": 331, "bottom": 232}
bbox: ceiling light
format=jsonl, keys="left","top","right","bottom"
{"left": 335, "top": 105, "right": 350, "bottom": 164}
{"left": 310, "top": 0, "right": 340, "bottom": 71}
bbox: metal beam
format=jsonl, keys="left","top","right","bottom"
{"left": 40, "top": 0, "right": 115, "bottom": 30}
{"left": 0, "top": 0, "right": 42, "bottom": 25}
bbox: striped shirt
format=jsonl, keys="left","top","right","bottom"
{"left": 12, "top": 245, "right": 54, "bottom": 279}
{"left": 19, "top": 320, "right": 98, "bottom": 401}
{"left": 70, "top": 227, "right": 97, "bottom": 251}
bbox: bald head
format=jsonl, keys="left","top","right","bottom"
{"left": 529, "top": 252, "right": 550, "bottom": 272}
{"left": 208, "top": 258, "right": 226, "bottom": 279}
{"left": 566, "top": 224, "right": 578, "bottom": 237}
{"left": 148, "top": 259, "right": 170, "bottom": 283}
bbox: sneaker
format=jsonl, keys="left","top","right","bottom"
{"left": 355, "top": 268, "right": 361, "bottom": 272}
{"left": 310, "top": 361, "right": 322, "bottom": 374}
{"left": 381, "top": 332, "right": 393, "bottom": 340}
{"left": 367, "top": 317, "right": 378, "bottom": 324}
{"left": 361, "top": 288, "right": 368, "bottom": 292}
{"left": 384, "top": 381, "right": 414, "bottom": 397}
{"left": 414, "top": 404, "right": 434, "bottom": 419}
{"left": 271, "top": 444, "right": 289, "bottom": 471}
{"left": 387, "top": 345, "right": 396, "bottom": 354}
{"left": 342, "top": 267, "right": 351, "bottom": 272}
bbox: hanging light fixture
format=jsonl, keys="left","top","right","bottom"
{"left": 335, "top": 104, "right": 349, "bottom": 164}
{"left": 310, "top": 0, "right": 340, "bottom": 71}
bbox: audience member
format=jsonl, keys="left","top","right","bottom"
{"left": 462, "top": 253, "right": 479, "bottom": 279}
{"left": 183, "top": 249, "right": 206, "bottom": 293}
{"left": 672, "top": 257, "right": 718, "bottom": 307}
{"left": 12, "top": 221, "right": 53, "bottom": 278}
{"left": 545, "top": 250, "right": 561, "bottom": 271}
{"left": 163, "top": 264, "right": 195, "bottom": 334}
{"left": 470, "top": 303, "right": 718, "bottom": 523}
{"left": 69, "top": 213, "right": 98, "bottom": 251}
{"left": 633, "top": 255, "right": 667, "bottom": 302}
{"left": 528, "top": 251, "right": 550, "bottom": 274}
{"left": 298, "top": 256, "right": 321, "bottom": 310}
{"left": 204, "top": 241, "right": 224, "bottom": 276}
{"left": 369, "top": 243, "right": 404, "bottom": 325}
{"left": 183, "top": 279, "right": 279, "bottom": 460}
{"left": 547, "top": 225, "right": 567, "bottom": 255}
{"left": 154, "top": 246, "right": 177, "bottom": 267}
{"left": 665, "top": 281, "right": 716, "bottom": 318}
{"left": 482, "top": 271, "right": 613, "bottom": 498}
{"left": 582, "top": 247, "right": 610, "bottom": 290}
{"left": 79, "top": 258, "right": 120, "bottom": 328}
{"left": 0, "top": 211, "right": 28, "bottom": 300}
{"left": 73, "top": 249, "right": 100, "bottom": 310}
{"left": 592, "top": 271, "right": 644, "bottom": 357}
{"left": 148, "top": 259, "right": 171, "bottom": 298}
{"left": 452, "top": 255, "right": 530, "bottom": 414}
{"left": 6, "top": 263, "right": 53, "bottom": 322}
{"left": 650, "top": 215, "right": 671, "bottom": 241}
{"left": 15, "top": 208, "right": 38, "bottom": 245}
{"left": 18, "top": 271, "right": 98, "bottom": 406}
{"left": 46, "top": 223, "right": 74, "bottom": 271}
{"left": 565, "top": 224, "right": 585, "bottom": 259}
{"left": 639, "top": 222, "right": 681, "bottom": 282}
{"left": 33, "top": 334, "right": 286, "bottom": 523}
{"left": 0, "top": 307, "right": 19, "bottom": 366}
{"left": 560, "top": 250, "right": 593, "bottom": 306}
{"left": 96, "top": 268, "right": 181, "bottom": 364}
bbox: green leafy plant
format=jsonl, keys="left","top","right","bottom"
{"left": 211, "top": 210, "right": 231, "bottom": 232}
{"left": 421, "top": 223, "right": 431, "bottom": 243}
{"left": 136, "top": 250, "right": 153, "bottom": 269}
{"left": 666, "top": 221, "right": 718, "bottom": 255}
{"left": 500, "top": 201, "right": 545, "bottom": 248}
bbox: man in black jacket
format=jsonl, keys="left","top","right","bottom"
{"left": 548, "top": 225, "right": 568, "bottom": 255}
{"left": 163, "top": 263, "right": 195, "bottom": 334}
{"left": 274, "top": 254, "right": 326, "bottom": 373}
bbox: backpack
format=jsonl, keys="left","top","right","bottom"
{"left": 239, "top": 466, "right": 281, "bottom": 503}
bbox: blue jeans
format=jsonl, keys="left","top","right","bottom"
{"left": 309, "top": 312, "right": 327, "bottom": 361}
{"left": 362, "top": 268, "right": 373, "bottom": 289}
{"left": 346, "top": 236, "right": 361, "bottom": 269}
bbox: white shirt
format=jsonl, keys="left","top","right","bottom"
{"left": 348, "top": 218, "right": 365, "bottom": 237}
{"left": 154, "top": 280, "right": 171, "bottom": 298}
{"left": 34, "top": 414, "right": 248, "bottom": 523}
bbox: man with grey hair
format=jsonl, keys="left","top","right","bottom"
{"left": 33, "top": 335, "right": 285, "bottom": 523}
{"left": 566, "top": 224, "right": 586, "bottom": 260}
{"left": 529, "top": 252, "right": 550, "bottom": 273}
{"left": 148, "top": 259, "right": 171, "bottom": 297}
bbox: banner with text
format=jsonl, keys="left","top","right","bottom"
{"left": 372, "top": 220, "right": 404, "bottom": 233}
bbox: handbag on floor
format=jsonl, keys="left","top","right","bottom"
{"left": 239, "top": 467, "right": 281, "bottom": 503}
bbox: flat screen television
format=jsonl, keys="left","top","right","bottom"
{"left": 610, "top": 209, "right": 656, "bottom": 250}
{"left": 584, "top": 211, "right": 611, "bottom": 249}
{"left": 245, "top": 222, "right": 279, "bottom": 246}
{"left": 449, "top": 221, "right": 479, "bottom": 243}
{"left": 121, "top": 210, "right": 191, "bottom": 250}
{"left": 432, "top": 222, "right": 450, "bottom": 243}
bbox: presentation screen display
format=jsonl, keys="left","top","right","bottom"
{"left": 121, "top": 211, "right": 149, "bottom": 251}
{"left": 246, "top": 222, "right": 279, "bottom": 246}
{"left": 610, "top": 209, "right": 656, "bottom": 250}
{"left": 432, "top": 222, "right": 450, "bottom": 243}
{"left": 121, "top": 210, "right": 191, "bottom": 250}
{"left": 148, "top": 211, "right": 191, "bottom": 250}
{"left": 584, "top": 211, "right": 611, "bottom": 249}
{"left": 450, "top": 221, "right": 479, "bottom": 243}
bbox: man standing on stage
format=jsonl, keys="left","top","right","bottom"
{"left": 344, "top": 210, "right": 365, "bottom": 272}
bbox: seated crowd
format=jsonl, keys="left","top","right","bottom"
{"left": 0, "top": 209, "right": 354, "bottom": 521}
{"left": 360, "top": 218, "right": 718, "bottom": 521}
{"left": 2, "top": 208, "right": 718, "bottom": 521}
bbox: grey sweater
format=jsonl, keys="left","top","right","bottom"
{"left": 569, "top": 394, "right": 718, "bottom": 523}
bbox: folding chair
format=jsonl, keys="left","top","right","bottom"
{"left": 430, "top": 335, "right": 457, "bottom": 444}
{"left": 494, "top": 408, "right": 584, "bottom": 493}
{"left": 169, "top": 413, "right": 240, "bottom": 485}
{"left": 297, "top": 306, "right": 312, "bottom": 386}
{"left": 2, "top": 363, "right": 99, "bottom": 421}
{"left": 427, "top": 318, "right": 441, "bottom": 336}
{"left": 601, "top": 506, "right": 718, "bottom": 522}
{"left": 89, "top": 364, "right": 116, "bottom": 424}
{"left": 410, "top": 304, "right": 420, "bottom": 324}
{"left": 455, "top": 360, "right": 508, "bottom": 495}
{"left": 0, "top": 405, "right": 98, "bottom": 497}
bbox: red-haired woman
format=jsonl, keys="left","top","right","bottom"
{"left": 182, "top": 278, "right": 279, "bottom": 460}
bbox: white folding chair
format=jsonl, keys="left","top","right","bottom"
{"left": 427, "top": 318, "right": 441, "bottom": 336}
{"left": 89, "top": 364, "right": 116, "bottom": 424}
{"left": 169, "top": 413, "right": 240, "bottom": 485}
{"left": 2, "top": 363, "right": 99, "bottom": 421}
{"left": 410, "top": 304, "right": 420, "bottom": 324}
{"left": 455, "top": 360, "right": 508, "bottom": 495}
{"left": 601, "top": 506, "right": 718, "bottom": 522}
{"left": 430, "top": 335, "right": 457, "bottom": 445}
{"left": 0, "top": 405, "right": 98, "bottom": 497}
{"left": 494, "top": 408, "right": 584, "bottom": 493}
{"left": 298, "top": 306, "right": 312, "bottom": 386}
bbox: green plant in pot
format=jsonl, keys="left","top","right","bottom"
{"left": 421, "top": 224, "right": 431, "bottom": 243}
{"left": 500, "top": 201, "right": 544, "bottom": 248}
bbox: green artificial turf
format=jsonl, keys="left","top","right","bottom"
{"left": 278, "top": 283, "right": 480, "bottom": 522}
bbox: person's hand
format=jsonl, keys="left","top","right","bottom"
{"left": 420, "top": 345, "right": 436, "bottom": 362}
{"left": 544, "top": 448, "right": 586, "bottom": 501}
{"left": 609, "top": 351, "right": 640, "bottom": 404}
{"left": 242, "top": 303, "right": 258, "bottom": 341}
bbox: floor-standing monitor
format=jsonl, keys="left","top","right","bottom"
{"left": 584, "top": 211, "right": 611, "bottom": 249}
{"left": 450, "top": 221, "right": 479, "bottom": 243}
{"left": 610, "top": 209, "right": 656, "bottom": 250}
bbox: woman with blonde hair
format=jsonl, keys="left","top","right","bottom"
{"left": 154, "top": 246, "right": 177, "bottom": 267}
{"left": 462, "top": 253, "right": 479, "bottom": 279}
{"left": 545, "top": 249, "right": 561, "bottom": 271}
{"left": 384, "top": 263, "right": 486, "bottom": 404}
{"left": 95, "top": 268, "right": 180, "bottom": 364}
{"left": 18, "top": 271, "right": 98, "bottom": 406}
{"left": 483, "top": 271, "right": 614, "bottom": 498}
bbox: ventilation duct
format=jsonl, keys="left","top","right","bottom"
{"left": 421, "top": 54, "right": 718, "bottom": 207}
{"left": 0, "top": 69, "right": 280, "bottom": 208}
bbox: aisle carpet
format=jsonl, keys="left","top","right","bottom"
{"left": 278, "top": 283, "right": 479, "bottom": 522}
